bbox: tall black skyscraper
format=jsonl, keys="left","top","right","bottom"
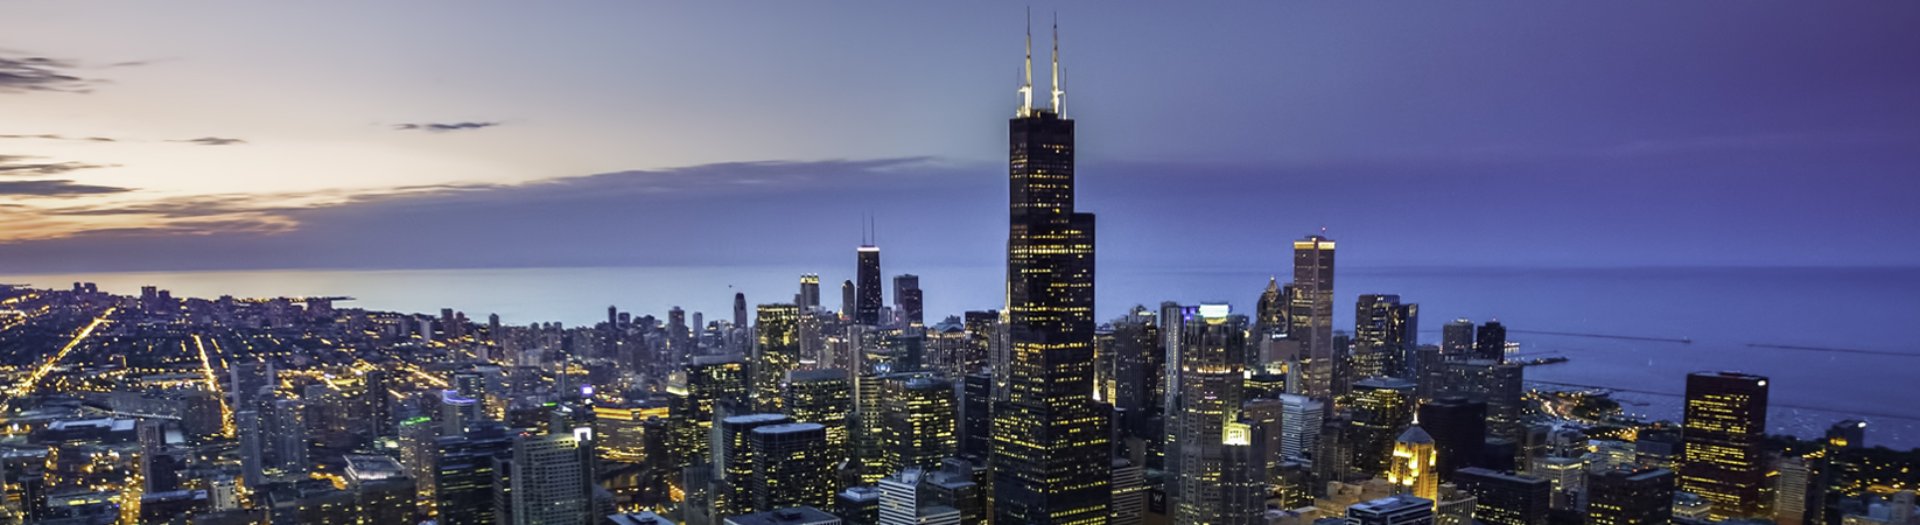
{"left": 857, "top": 246, "right": 882, "bottom": 325}
{"left": 1474, "top": 321, "right": 1507, "bottom": 362}
{"left": 893, "top": 274, "right": 923, "bottom": 327}
{"left": 1417, "top": 396, "right": 1487, "bottom": 481}
{"left": 993, "top": 20, "right": 1110, "bottom": 525}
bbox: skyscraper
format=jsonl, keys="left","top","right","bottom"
{"left": 1389, "top": 426, "right": 1438, "bottom": 501}
{"left": 993, "top": 21, "right": 1110, "bottom": 525}
{"left": 736, "top": 293, "right": 749, "bottom": 328}
{"left": 1354, "top": 294, "right": 1419, "bottom": 380}
{"left": 1440, "top": 320, "right": 1474, "bottom": 359}
{"left": 1279, "top": 393, "right": 1325, "bottom": 464}
{"left": 754, "top": 304, "right": 803, "bottom": 413}
{"left": 1586, "top": 467, "right": 1674, "bottom": 525}
{"left": 1346, "top": 494, "right": 1436, "bottom": 525}
{"left": 1288, "top": 235, "right": 1336, "bottom": 399}
{"left": 1416, "top": 396, "right": 1487, "bottom": 481}
{"left": 783, "top": 369, "right": 853, "bottom": 466}
{"left": 857, "top": 246, "right": 883, "bottom": 325}
{"left": 842, "top": 281, "right": 857, "bottom": 321}
{"left": 750, "top": 423, "right": 835, "bottom": 512}
{"left": 883, "top": 373, "right": 958, "bottom": 475}
{"left": 1162, "top": 304, "right": 1264, "bottom": 525}
{"left": 437, "top": 422, "right": 512, "bottom": 525}
{"left": 894, "top": 274, "right": 923, "bottom": 327}
{"left": 1679, "top": 371, "right": 1770, "bottom": 520}
{"left": 1253, "top": 278, "right": 1289, "bottom": 372}
{"left": 717, "top": 414, "right": 796, "bottom": 518}
{"left": 1349, "top": 377, "right": 1417, "bottom": 477}
{"left": 500, "top": 428, "right": 596, "bottom": 525}
{"left": 1453, "top": 467, "right": 1550, "bottom": 525}
{"left": 1473, "top": 322, "right": 1507, "bottom": 363}
{"left": 798, "top": 274, "right": 822, "bottom": 311}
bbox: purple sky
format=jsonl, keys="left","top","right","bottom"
{"left": 1, "top": 1, "right": 1916, "bottom": 273}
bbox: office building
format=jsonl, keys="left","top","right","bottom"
{"left": 718, "top": 414, "right": 797, "bottom": 518}
{"left": 1354, "top": 295, "right": 1418, "bottom": 380}
{"left": 1279, "top": 394, "right": 1324, "bottom": 463}
{"left": 884, "top": 373, "right": 958, "bottom": 475}
{"left": 1162, "top": 303, "right": 1264, "bottom": 525}
{"left": 756, "top": 304, "right": 804, "bottom": 412}
{"left": 1417, "top": 396, "right": 1487, "bottom": 481}
{"left": 1349, "top": 377, "right": 1417, "bottom": 477}
{"left": 799, "top": 274, "right": 823, "bottom": 311}
{"left": 784, "top": 369, "right": 853, "bottom": 464}
{"left": 1389, "top": 425, "right": 1438, "bottom": 501}
{"left": 1441, "top": 320, "right": 1474, "bottom": 358}
{"left": 894, "top": 275, "right": 923, "bottom": 327}
{"left": 1473, "top": 322, "right": 1506, "bottom": 363}
{"left": 1440, "top": 360, "right": 1525, "bottom": 442}
{"left": 1287, "top": 235, "right": 1337, "bottom": 399}
{"left": 679, "top": 355, "right": 751, "bottom": 468}
{"left": 346, "top": 455, "right": 417, "bottom": 525}
{"left": 437, "top": 422, "right": 512, "bottom": 525}
{"left": 1586, "top": 467, "right": 1674, "bottom": 525}
{"left": 500, "top": 428, "right": 596, "bottom": 525}
{"left": 1454, "top": 467, "right": 1550, "bottom": 525}
{"left": 961, "top": 373, "right": 993, "bottom": 458}
{"left": 752, "top": 423, "right": 835, "bottom": 512}
{"left": 857, "top": 246, "right": 883, "bottom": 325}
{"left": 1435, "top": 484, "right": 1478, "bottom": 525}
{"left": 1347, "top": 494, "right": 1436, "bottom": 525}
{"left": 838, "top": 487, "right": 882, "bottom": 525}
{"left": 1679, "top": 371, "right": 1769, "bottom": 520}
{"left": 992, "top": 27, "right": 1111, "bottom": 525}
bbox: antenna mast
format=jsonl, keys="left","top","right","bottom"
{"left": 1019, "top": 8, "right": 1033, "bottom": 116}
{"left": 1051, "top": 12, "right": 1064, "bottom": 114}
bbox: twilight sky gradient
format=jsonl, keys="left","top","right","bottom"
{"left": 1, "top": 1, "right": 1917, "bottom": 273}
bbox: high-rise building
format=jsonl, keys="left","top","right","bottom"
{"left": 1349, "top": 378, "right": 1417, "bottom": 477}
{"left": 1109, "top": 308, "right": 1161, "bottom": 443}
{"left": 857, "top": 247, "right": 883, "bottom": 325}
{"left": 883, "top": 373, "right": 958, "bottom": 475}
{"left": 1679, "top": 371, "right": 1770, "bottom": 520}
{"left": 1586, "top": 467, "right": 1674, "bottom": 525}
{"left": 1453, "top": 467, "right": 1550, "bottom": 525}
{"left": 961, "top": 373, "right": 993, "bottom": 459}
{"left": 755, "top": 304, "right": 804, "bottom": 413}
{"left": 499, "top": 428, "right": 596, "bottom": 525}
{"left": 1253, "top": 278, "right": 1290, "bottom": 373}
{"left": 1346, "top": 494, "right": 1436, "bottom": 525}
{"left": 237, "top": 410, "right": 266, "bottom": 487}
{"left": 671, "top": 307, "right": 692, "bottom": 362}
{"left": 1441, "top": 320, "right": 1475, "bottom": 359}
{"left": 678, "top": 355, "right": 751, "bottom": 470}
{"left": 894, "top": 275, "right": 923, "bottom": 327}
{"left": 1389, "top": 426, "right": 1438, "bottom": 501}
{"left": 751, "top": 423, "right": 835, "bottom": 512}
{"left": 799, "top": 274, "right": 823, "bottom": 312}
{"left": 842, "top": 281, "right": 858, "bottom": 321}
{"left": 1473, "top": 322, "right": 1506, "bottom": 363}
{"left": 1354, "top": 295, "right": 1418, "bottom": 380}
{"left": 1163, "top": 303, "right": 1264, "bottom": 525}
{"left": 1440, "top": 360, "right": 1525, "bottom": 442}
{"left": 992, "top": 22, "right": 1111, "bottom": 525}
{"left": 784, "top": 369, "right": 853, "bottom": 466}
{"left": 1278, "top": 394, "right": 1324, "bottom": 463}
{"left": 1416, "top": 396, "right": 1487, "bottom": 481}
{"left": 1287, "top": 235, "right": 1336, "bottom": 399}
{"left": 1110, "top": 458, "right": 1146, "bottom": 525}
{"left": 437, "top": 422, "right": 513, "bottom": 525}
{"left": 718, "top": 414, "right": 797, "bottom": 518}
{"left": 961, "top": 311, "right": 997, "bottom": 376}
{"left": 1774, "top": 456, "right": 1814, "bottom": 525}
{"left": 270, "top": 397, "right": 309, "bottom": 477}
{"left": 737, "top": 293, "right": 750, "bottom": 328}
{"left": 346, "top": 455, "right": 417, "bottom": 525}
{"left": 881, "top": 468, "right": 964, "bottom": 525}
{"left": 1435, "top": 484, "right": 1477, "bottom": 525}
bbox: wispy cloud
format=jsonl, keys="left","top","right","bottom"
{"left": 0, "top": 56, "right": 92, "bottom": 93}
{"left": 0, "top": 134, "right": 115, "bottom": 142}
{"left": 0, "top": 155, "right": 117, "bottom": 175}
{"left": 0, "top": 180, "right": 130, "bottom": 197}
{"left": 169, "top": 137, "right": 247, "bottom": 146}
{"left": 393, "top": 122, "right": 501, "bottom": 133}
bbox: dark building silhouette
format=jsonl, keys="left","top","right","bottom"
{"left": 1354, "top": 294, "right": 1419, "bottom": 380}
{"left": 1418, "top": 396, "right": 1488, "bottom": 480}
{"left": 893, "top": 274, "right": 923, "bottom": 327}
{"left": 992, "top": 23, "right": 1111, "bottom": 525}
{"left": 856, "top": 246, "right": 883, "bottom": 325}
{"left": 1455, "top": 467, "right": 1551, "bottom": 525}
{"left": 1442, "top": 319, "right": 1475, "bottom": 358}
{"left": 1586, "top": 467, "right": 1674, "bottom": 525}
{"left": 1474, "top": 321, "right": 1507, "bottom": 362}
{"left": 1680, "top": 371, "right": 1770, "bottom": 520}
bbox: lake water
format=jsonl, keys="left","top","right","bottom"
{"left": 4, "top": 265, "right": 1916, "bottom": 448}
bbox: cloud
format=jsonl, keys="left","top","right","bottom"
{"left": 170, "top": 137, "right": 247, "bottom": 146}
{"left": 393, "top": 122, "right": 501, "bottom": 133}
{"left": 0, "top": 180, "right": 130, "bottom": 197}
{"left": 0, "top": 155, "right": 116, "bottom": 175}
{"left": 0, "top": 56, "right": 92, "bottom": 93}
{"left": 0, "top": 134, "right": 115, "bottom": 142}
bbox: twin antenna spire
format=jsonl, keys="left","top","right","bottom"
{"left": 861, "top": 213, "right": 877, "bottom": 247}
{"left": 1019, "top": 9, "right": 1065, "bottom": 117}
